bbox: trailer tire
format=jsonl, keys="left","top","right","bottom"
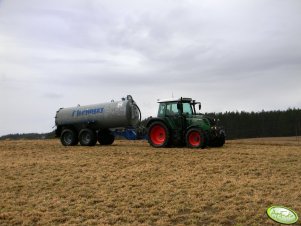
{"left": 186, "top": 128, "right": 206, "bottom": 149}
{"left": 79, "top": 129, "right": 97, "bottom": 146}
{"left": 148, "top": 122, "right": 170, "bottom": 148}
{"left": 60, "top": 129, "right": 78, "bottom": 146}
{"left": 98, "top": 130, "right": 115, "bottom": 145}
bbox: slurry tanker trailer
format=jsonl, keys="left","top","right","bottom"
{"left": 55, "top": 95, "right": 225, "bottom": 148}
{"left": 55, "top": 95, "right": 141, "bottom": 146}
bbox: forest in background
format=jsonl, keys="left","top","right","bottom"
{"left": 205, "top": 108, "right": 301, "bottom": 139}
{"left": 0, "top": 132, "right": 55, "bottom": 140}
{"left": 1, "top": 108, "right": 300, "bottom": 140}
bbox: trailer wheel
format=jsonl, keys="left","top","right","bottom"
{"left": 148, "top": 122, "right": 170, "bottom": 148}
{"left": 98, "top": 130, "right": 115, "bottom": 145}
{"left": 61, "top": 129, "right": 78, "bottom": 146}
{"left": 186, "top": 128, "right": 206, "bottom": 149}
{"left": 79, "top": 129, "right": 97, "bottom": 146}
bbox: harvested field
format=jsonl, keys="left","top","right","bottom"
{"left": 0, "top": 139, "right": 301, "bottom": 226}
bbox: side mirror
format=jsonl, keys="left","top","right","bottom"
{"left": 177, "top": 102, "right": 183, "bottom": 113}
{"left": 199, "top": 103, "right": 201, "bottom": 110}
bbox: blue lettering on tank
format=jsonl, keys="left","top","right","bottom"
{"left": 72, "top": 108, "right": 104, "bottom": 117}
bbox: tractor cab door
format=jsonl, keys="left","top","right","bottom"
{"left": 158, "top": 102, "right": 183, "bottom": 129}
{"left": 164, "top": 102, "right": 186, "bottom": 144}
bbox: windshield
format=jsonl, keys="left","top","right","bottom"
{"left": 158, "top": 102, "right": 193, "bottom": 117}
{"left": 158, "top": 103, "right": 179, "bottom": 116}
{"left": 183, "top": 103, "right": 192, "bottom": 115}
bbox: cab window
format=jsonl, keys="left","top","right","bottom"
{"left": 165, "top": 103, "right": 179, "bottom": 116}
{"left": 183, "top": 103, "right": 192, "bottom": 115}
{"left": 158, "top": 103, "right": 166, "bottom": 117}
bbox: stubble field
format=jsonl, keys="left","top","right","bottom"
{"left": 0, "top": 138, "right": 301, "bottom": 226}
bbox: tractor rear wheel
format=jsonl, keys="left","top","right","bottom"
{"left": 61, "top": 129, "right": 78, "bottom": 146}
{"left": 79, "top": 129, "right": 97, "bottom": 146}
{"left": 186, "top": 128, "right": 206, "bottom": 149}
{"left": 148, "top": 122, "right": 170, "bottom": 148}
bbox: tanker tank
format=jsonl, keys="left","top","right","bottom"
{"left": 55, "top": 95, "right": 141, "bottom": 146}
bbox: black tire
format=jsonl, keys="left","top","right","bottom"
{"left": 217, "top": 133, "right": 225, "bottom": 147}
{"left": 148, "top": 121, "right": 170, "bottom": 148}
{"left": 186, "top": 128, "right": 206, "bottom": 149}
{"left": 79, "top": 129, "right": 97, "bottom": 146}
{"left": 209, "top": 132, "right": 225, "bottom": 147}
{"left": 98, "top": 130, "right": 115, "bottom": 145}
{"left": 60, "top": 129, "right": 78, "bottom": 146}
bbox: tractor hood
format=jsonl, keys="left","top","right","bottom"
{"left": 186, "top": 115, "right": 211, "bottom": 131}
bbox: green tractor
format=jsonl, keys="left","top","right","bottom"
{"left": 146, "top": 97, "right": 225, "bottom": 148}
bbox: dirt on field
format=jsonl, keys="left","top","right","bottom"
{"left": 0, "top": 138, "right": 301, "bottom": 226}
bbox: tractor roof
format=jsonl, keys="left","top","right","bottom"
{"left": 157, "top": 97, "right": 193, "bottom": 103}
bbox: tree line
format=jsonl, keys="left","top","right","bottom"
{"left": 0, "top": 132, "right": 55, "bottom": 140}
{"left": 205, "top": 108, "right": 301, "bottom": 139}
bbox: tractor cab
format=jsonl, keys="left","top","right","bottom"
{"left": 157, "top": 97, "right": 201, "bottom": 117}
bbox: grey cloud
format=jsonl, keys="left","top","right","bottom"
{"left": 43, "top": 92, "right": 63, "bottom": 99}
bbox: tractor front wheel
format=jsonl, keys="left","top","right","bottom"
{"left": 186, "top": 128, "right": 206, "bottom": 149}
{"left": 148, "top": 122, "right": 170, "bottom": 148}
{"left": 216, "top": 132, "right": 225, "bottom": 147}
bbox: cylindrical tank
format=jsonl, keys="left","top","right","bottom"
{"left": 55, "top": 95, "right": 141, "bottom": 129}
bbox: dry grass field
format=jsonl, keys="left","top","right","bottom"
{"left": 0, "top": 138, "right": 301, "bottom": 226}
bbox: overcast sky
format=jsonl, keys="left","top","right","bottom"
{"left": 0, "top": 0, "right": 301, "bottom": 135}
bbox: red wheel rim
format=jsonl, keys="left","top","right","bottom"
{"left": 150, "top": 125, "right": 166, "bottom": 145}
{"left": 188, "top": 131, "right": 201, "bottom": 147}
